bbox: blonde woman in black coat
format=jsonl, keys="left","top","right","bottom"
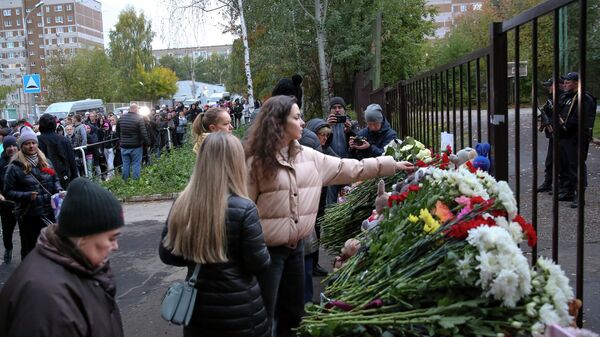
{"left": 160, "top": 132, "right": 270, "bottom": 337}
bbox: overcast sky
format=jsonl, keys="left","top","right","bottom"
{"left": 100, "top": 0, "right": 235, "bottom": 50}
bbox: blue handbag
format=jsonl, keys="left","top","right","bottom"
{"left": 160, "top": 264, "right": 201, "bottom": 326}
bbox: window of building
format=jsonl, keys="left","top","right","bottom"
{"left": 38, "top": 34, "right": 43, "bottom": 38}
{"left": 3, "top": 10, "right": 11, "bottom": 16}
{"left": 30, "top": 62, "right": 35, "bottom": 67}
{"left": 27, "top": 19, "right": 32, "bottom": 24}
{"left": 67, "top": 15, "right": 73, "bottom": 22}
{"left": 70, "top": 37, "right": 76, "bottom": 43}
{"left": 30, "top": 51, "right": 35, "bottom": 56}
{"left": 10, "top": 74, "right": 15, "bottom": 79}
{"left": 16, "top": 20, "right": 20, "bottom": 26}
{"left": 57, "top": 27, "right": 63, "bottom": 33}
{"left": 4, "top": 20, "right": 12, "bottom": 27}
{"left": 7, "top": 42, "right": 13, "bottom": 48}
{"left": 66, "top": 4, "right": 72, "bottom": 11}
{"left": 45, "top": 6, "right": 50, "bottom": 13}
{"left": 28, "top": 29, "right": 33, "bottom": 35}
{"left": 55, "top": 5, "right": 63, "bottom": 12}
{"left": 28, "top": 40, "right": 33, "bottom": 45}
{"left": 460, "top": 4, "right": 467, "bottom": 12}
{"left": 37, "top": 22, "right": 43, "bottom": 27}
{"left": 5, "top": 31, "right": 12, "bottom": 38}
{"left": 46, "top": 17, "right": 51, "bottom": 24}
{"left": 15, "top": 9, "right": 20, "bottom": 16}
{"left": 55, "top": 16, "right": 63, "bottom": 23}
{"left": 68, "top": 26, "right": 74, "bottom": 32}
{"left": 7, "top": 52, "right": 14, "bottom": 58}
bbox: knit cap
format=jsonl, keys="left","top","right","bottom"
{"left": 3, "top": 135, "right": 17, "bottom": 149}
{"left": 17, "top": 127, "right": 38, "bottom": 148}
{"left": 58, "top": 178, "right": 124, "bottom": 237}
{"left": 329, "top": 97, "right": 346, "bottom": 110}
{"left": 364, "top": 104, "right": 384, "bottom": 123}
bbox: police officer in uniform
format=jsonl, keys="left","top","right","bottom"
{"left": 537, "top": 77, "right": 564, "bottom": 193}
{"left": 557, "top": 72, "right": 597, "bottom": 208}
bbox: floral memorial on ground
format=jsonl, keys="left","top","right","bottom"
{"left": 301, "top": 138, "right": 581, "bottom": 337}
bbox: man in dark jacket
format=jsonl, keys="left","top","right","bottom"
{"left": 350, "top": 103, "right": 397, "bottom": 160}
{"left": 556, "top": 72, "right": 597, "bottom": 207}
{"left": 37, "top": 113, "right": 78, "bottom": 188}
{"left": 115, "top": 103, "right": 150, "bottom": 181}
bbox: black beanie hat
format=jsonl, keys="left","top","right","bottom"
{"left": 272, "top": 74, "right": 303, "bottom": 108}
{"left": 2, "top": 135, "right": 17, "bottom": 149}
{"left": 329, "top": 97, "right": 346, "bottom": 110}
{"left": 58, "top": 178, "right": 124, "bottom": 237}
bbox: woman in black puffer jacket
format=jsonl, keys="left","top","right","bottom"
{"left": 159, "top": 132, "right": 270, "bottom": 337}
{"left": 4, "top": 127, "right": 64, "bottom": 259}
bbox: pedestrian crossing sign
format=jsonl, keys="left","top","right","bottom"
{"left": 23, "top": 74, "right": 41, "bottom": 94}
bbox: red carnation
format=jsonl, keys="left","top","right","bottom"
{"left": 416, "top": 160, "right": 429, "bottom": 168}
{"left": 513, "top": 215, "right": 538, "bottom": 247}
{"left": 408, "top": 185, "right": 420, "bottom": 192}
{"left": 446, "top": 215, "right": 496, "bottom": 240}
{"left": 41, "top": 167, "right": 56, "bottom": 176}
{"left": 465, "top": 161, "right": 477, "bottom": 173}
{"left": 388, "top": 194, "right": 403, "bottom": 208}
{"left": 470, "top": 196, "right": 486, "bottom": 205}
{"left": 446, "top": 145, "right": 453, "bottom": 155}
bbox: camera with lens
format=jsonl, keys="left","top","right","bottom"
{"left": 334, "top": 114, "right": 347, "bottom": 124}
{"left": 353, "top": 136, "right": 367, "bottom": 146}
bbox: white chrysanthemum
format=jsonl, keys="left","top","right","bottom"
{"left": 488, "top": 269, "right": 520, "bottom": 307}
{"left": 494, "top": 216, "right": 524, "bottom": 244}
{"left": 490, "top": 181, "right": 518, "bottom": 219}
{"left": 457, "top": 253, "right": 473, "bottom": 280}
{"left": 539, "top": 303, "right": 561, "bottom": 325}
{"left": 526, "top": 302, "right": 538, "bottom": 317}
{"left": 531, "top": 322, "right": 545, "bottom": 335}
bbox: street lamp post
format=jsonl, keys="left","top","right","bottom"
{"left": 22, "top": 1, "right": 44, "bottom": 121}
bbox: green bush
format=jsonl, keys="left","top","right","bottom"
{"left": 101, "top": 142, "right": 195, "bottom": 199}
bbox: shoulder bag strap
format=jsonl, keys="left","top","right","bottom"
{"left": 187, "top": 264, "right": 201, "bottom": 287}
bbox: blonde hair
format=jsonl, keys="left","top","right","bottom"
{"left": 164, "top": 133, "right": 248, "bottom": 263}
{"left": 192, "top": 108, "right": 228, "bottom": 154}
{"left": 15, "top": 148, "right": 51, "bottom": 174}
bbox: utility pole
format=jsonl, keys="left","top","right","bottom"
{"left": 22, "top": 1, "right": 45, "bottom": 121}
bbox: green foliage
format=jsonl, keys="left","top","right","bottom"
{"left": 102, "top": 142, "right": 195, "bottom": 199}
{"left": 158, "top": 55, "right": 191, "bottom": 80}
{"left": 132, "top": 66, "right": 179, "bottom": 102}
{"left": 195, "top": 53, "right": 231, "bottom": 85}
{"left": 108, "top": 6, "right": 155, "bottom": 80}
{"left": 0, "top": 85, "right": 16, "bottom": 109}
{"left": 46, "top": 48, "right": 120, "bottom": 103}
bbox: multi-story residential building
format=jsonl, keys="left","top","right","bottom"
{"left": 427, "top": 0, "right": 484, "bottom": 38}
{"left": 152, "top": 45, "right": 232, "bottom": 61}
{"left": 0, "top": 0, "right": 103, "bottom": 117}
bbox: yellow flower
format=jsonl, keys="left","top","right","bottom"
{"left": 419, "top": 208, "right": 441, "bottom": 234}
{"left": 408, "top": 214, "right": 419, "bottom": 223}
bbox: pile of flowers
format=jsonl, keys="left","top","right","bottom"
{"left": 320, "top": 137, "right": 443, "bottom": 253}
{"left": 299, "top": 166, "right": 576, "bottom": 337}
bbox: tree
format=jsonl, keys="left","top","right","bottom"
{"left": 195, "top": 53, "right": 231, "bottom": 84}
{"left": 158, "top": 55, "right": 190, "bottom": 80}
{"left": 108, "top": 7, "right": 155, "bottom": 77}
{"left": 46, "top": 49, "right": 119, "bottom": 103}
{"left": 132, "top": 66, "right": 179, "bottom": 102}
{"left": 165, "top": 0, "right": 255, "bottom": 107}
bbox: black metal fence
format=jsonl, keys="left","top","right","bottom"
{"left": 367, "top": 0, "right": 593, "bottom": 327}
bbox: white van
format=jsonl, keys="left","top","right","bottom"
{"left": 44, "top": 99, "right": 105, "bottom": 119}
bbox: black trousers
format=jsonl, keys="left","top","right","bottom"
{"left": 1, "top": 207, "right": 17, "bottom": 253}
{"left": 20, "top": 213, "right": 54, "bottom": 260}
{"left": 559, "top": 135, "right": 589, "bottom": 193}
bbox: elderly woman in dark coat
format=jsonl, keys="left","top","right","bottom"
{"left": 0, "top": 178, "right": 125, "bottom": 337}
{"left": 160, "top": 133, "right": 270, "bottom": 337}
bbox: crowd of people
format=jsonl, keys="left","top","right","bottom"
{"left": 1, "top": 69, "right": 595, "bottom": 337}
{"left": 536, "top": 72, "right": 597, "bottom": 209}
{"left": 0, "top": 71, "right": 418, "bottom": 337}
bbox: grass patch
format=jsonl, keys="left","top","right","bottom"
{"left": 594, "top": 114, "right": 600, "bottom": 139}
{"left": 101, "top": 142, "right": 195, "bottom": 199}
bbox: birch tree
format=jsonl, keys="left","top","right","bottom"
{"left": 165, "top": 0, "right": 255, "bottom": 107}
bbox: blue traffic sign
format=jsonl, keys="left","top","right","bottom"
{"left": 23, "top": 74, "right": 41, "bottom": 94}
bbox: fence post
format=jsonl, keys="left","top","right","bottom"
{"left": 398, "top": 81, "right": 408, "bottom": 139}
{"left": 488, "top": 22, "right": 509, "bottom": 181}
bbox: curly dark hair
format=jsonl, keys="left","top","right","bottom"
{"left": 244, "top": 95, "right": 301, "bottom": 181}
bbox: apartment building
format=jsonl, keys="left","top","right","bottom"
{"left": 427, "top": 0, "right": 485, "bottom": 38}
{"left": 152, "top": 45, "right": 232, "bottom": 61}
{"left": 0, "top": 0, "right": 103, "bottom": 92}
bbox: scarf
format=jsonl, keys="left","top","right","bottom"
{"left": 25, "top": 153, "right": 39, "bottom": 167}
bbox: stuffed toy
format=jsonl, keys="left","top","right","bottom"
{"left": 361, "top": 180, "right": 389, "bottom": 231}
{"left": 473, "top": 143, "right": 491, "bottom": 172}
{"left": 333, "top": 238, "right": 361, "bottom": 271}
{"left": 449, "top": 147, "right": 477, "bottom": 169}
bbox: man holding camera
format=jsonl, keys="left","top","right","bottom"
{"left": 557, "top": 72, "right": 597, "bottom": 207}
{"left": 350, "top": 103, "right": 397, "bottom": 160}
{"left": 327, "top": 97, "right": 354, "bottom": 159}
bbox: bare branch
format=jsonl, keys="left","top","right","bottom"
{"left": 296, "top": 0, "right": 316, "bottom": 22}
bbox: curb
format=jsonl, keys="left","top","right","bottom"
{"left": 119, "top": 192, "right": 180, "bottom": 203}
{"left": 593, "top": 138, "right": 600, "bottom": 146}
